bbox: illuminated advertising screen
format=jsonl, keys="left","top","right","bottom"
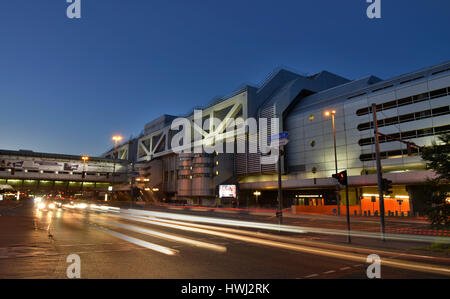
{"left": 219, "top": 185, "right": 237, "bottom": 198}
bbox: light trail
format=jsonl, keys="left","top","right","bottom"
{"left": 112, "top": 213, "right": 450, "bottom": 276}
{"left": 92, "top": 218, "right": 227, "bottom": 253}
{"left": 117, "top": 214, "right": 450, "bottom": 264}
{"left": 119, "top": 209, "right": 450, "bottom": 244}
{"left": 87, "top": 223, "right": 177, "bottom": 256}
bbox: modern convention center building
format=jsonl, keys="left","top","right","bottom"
{"left": 103, "top": 61, "right": 450, "bottom": 216}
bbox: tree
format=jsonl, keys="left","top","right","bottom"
{"left": 421, "top": 133, "right": 450, "bottom": 227}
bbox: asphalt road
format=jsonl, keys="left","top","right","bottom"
{"left": 0, "top": 201, "right": 449, "bottom": 279}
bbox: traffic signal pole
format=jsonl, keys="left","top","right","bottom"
{"left": 345, "top": 183, "right": 351, "bottom": 243}
{"left": 372, "top": 103, "right": 386, "bottom": 241}
{"left": 333, "top": 171, "right": 351, "bottom": 244}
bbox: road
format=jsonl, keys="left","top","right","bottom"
{"left": 0, "top": 200, "right": 449, "bottom": 279}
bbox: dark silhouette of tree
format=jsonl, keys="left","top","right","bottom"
{"left": 421, "top": 133, "right": 450, "bottom": 227}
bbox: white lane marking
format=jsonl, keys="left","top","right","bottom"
{"left": 304, "top": 274, "right": 319, "bottom": 278}
{"left": 340, "top": 267, "right": 351, "bottom": 271}
{"left": 88, "top": 224, "right": 177, "bottom": 256}
{"left": 323, "top": 270, "right": 336, "bottom": 274}
{"left": 97, "top": 220, "right": 227, "bottom": 253}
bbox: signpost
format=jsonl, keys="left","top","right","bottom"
{"left": 276, "top": 139, "right": 289, "bottom": 147}
{"left": 269, "top": 132, "right": 288, "bottom": 142}
{"left": 270, "top": 132, "right": 289, "bottom": 226}
{"left": 372, "top": 103, "right": 387, "bottom": 241}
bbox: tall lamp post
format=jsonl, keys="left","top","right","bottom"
{"left": 112, "top": 135, "right": 123, "bottom": 201}
{"left": 325, "top": 110, "right": 341, "bottom": 216}
{"left": 253, "top": 191, "right": 261, "bottom": 208}
{"left": 81, "top": 156, "right": 89, "bottom": 198}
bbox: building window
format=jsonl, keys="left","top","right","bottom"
{"left": 355, "top": 86, "right": 449, "bottom": 116}
{"left": 357, "top": 106, "right": 450, "bottom": 131}
{"left": 358, "top": 124, "right": 450, "bottom": 147}
{"left": 360, "top": 148, "right": 422, "bottom": 162}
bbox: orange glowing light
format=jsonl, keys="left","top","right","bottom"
{"left": 324, "top": 110, "right": 336, "bottom": 117}
{"left": 112, "top": 136, "right": 123, "bottom": 142}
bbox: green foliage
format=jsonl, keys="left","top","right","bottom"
{"left": 422, "top": 133, "right": 450, "bottom": 181}
{"left": 421, "top": 133, "right": 450, "bottom": 227}
{"left": 422, "top": 181, "right": 450, "bottom": 228}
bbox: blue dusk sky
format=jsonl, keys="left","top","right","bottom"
{"left": 0, "top": 0, "right": 449, "bottom": 156}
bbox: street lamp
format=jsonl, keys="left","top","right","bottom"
{"left": 81, "top": 156, "right": 89, "bottom": 198}
{"left": 324, "top": 110, "right": 340, "bottom": 215}
{"left": 253, "top": 191, "right": 261, "bottom": 207}
{"left": 112, "top": 135, "right": 123, "bottom": 160}
{"left": 111, "top": 135, "right": 123, "bottom": 201}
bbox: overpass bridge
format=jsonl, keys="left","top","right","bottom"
{"left": 0, "top": 149, "right": 129, "bottom": 195}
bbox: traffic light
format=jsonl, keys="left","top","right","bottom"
{"left": 332, "top": 170, "right": 348, "bottom": 186}
{"left": 382, "top": 179, "right": 393, "bottom": 196}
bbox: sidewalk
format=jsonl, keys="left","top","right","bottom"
{"left": 154, "top": 202, "right": 428, "bottom": 223}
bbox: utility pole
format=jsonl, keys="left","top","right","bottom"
{"left": 277, "top": 147, "right": 283, "bottom": 225}
{"left": 372, "top": 103, "right": 386, "bottom": 241}
{"left": 81, "top": 156, "right": 89, "bottom": 199}
{"left": 271, "top": 131, "right": 288, "bottom": 226}
{"left": 112, "top": 157, "right": 116, "bottom": 201}
{"left": 112, "top": 136, "right": 123, "bottom": 202}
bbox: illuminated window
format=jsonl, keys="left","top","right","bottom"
{"left": 309, "top": 115, "right": 315, "bottom": 121}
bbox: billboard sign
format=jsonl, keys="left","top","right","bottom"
{"left": 219, "top": 185, "right": 237, "bottom": 198}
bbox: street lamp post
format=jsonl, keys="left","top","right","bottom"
{"left": 325, "top": 110, "right": 341, "bottom": 216}
{"left": 112, "top": 135, "right": 123, "bottom": 201}
{"left": 253, "top": 191, "right": 261, "bottom": 208}
{"left": 372, "top": 104, "right": 386, "bottom": 241}
{"left": 81, "top": 156, "right": 89, "bottom": 198}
